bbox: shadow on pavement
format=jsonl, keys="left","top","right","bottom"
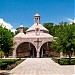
{"left": 0, "top": 72, "right": 10, "bottom": 75}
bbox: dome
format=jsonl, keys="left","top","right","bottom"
{"left": 20, "top": 25, "right": 23, "bottom": 27}
{"left": 14, "top": 33, "right": 26, "bottom": 38}
{"left": 34, "top": 13, "right": 40, "bottom": 16}
{"left": 14, "top": 24, "right": 26, "bottom": 38}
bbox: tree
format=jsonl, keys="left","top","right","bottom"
{"left": 43, "top": 22, "right": 54, "bottom": 35}
{"left": 43, "top": 22, "right": 60, "bottom": 37}
{"left": 51, "top": 22, "right": 75, "bottom": 62}
{"left": 0, "top": 25, "right": 14, "bottom": 57}
{"left": 15, "top": 27, "right": 28, "bottom": 35}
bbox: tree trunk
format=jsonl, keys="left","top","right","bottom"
{"left": 68, "top": 53, "right": 71, "bottom": 64}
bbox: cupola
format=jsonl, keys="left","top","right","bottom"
{"left": 34, "top": 11, "right": 40, "bottom": 24}
{"left": 19, "top": 24, "right": 23, "bottom": 33}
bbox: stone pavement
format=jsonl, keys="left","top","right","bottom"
{"left": 9, "top": 58, "right": 75, "bottom": 75}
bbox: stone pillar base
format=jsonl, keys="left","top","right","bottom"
{"left": 13, "top": 50, "right": 16, "bottom": 58}
{"left": 37, "top": 52, "right": 40, "bottom": 58}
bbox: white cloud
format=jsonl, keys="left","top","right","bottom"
{"left": 0, "top": 18, "right": 16, "bottom": 33}
{"left": 73, "top": 19, "right": 75, "bottom": 23}
{"left": 66, "top": 18, "right": 73, "bottom": 22}
{"left": 66, "top": 18, "right": 75, "bottom": 24}
{"left": 11, "top": 29, "right": 16, "bottom": 33}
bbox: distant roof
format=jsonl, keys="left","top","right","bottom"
{"left": 26, "top": 23, "right": 49, "bottom": 32}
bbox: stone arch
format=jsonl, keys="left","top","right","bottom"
{"left": 39, "top": 41, "right": 52, "bottom": 58}
{"left": 16, "top": 42, "right": 36, "bottom": 58}
{"left": 14, "top": 38, "right": 36, "bottom": 50}
{"left": 38, "top": 39, "right": 52, "bottom": 52}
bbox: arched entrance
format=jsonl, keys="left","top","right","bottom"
{"left": 16, "top": 42, "right": 36, "bottom": 58}
{"left": 40, "top": 42, "right": 52, "bottom": 58}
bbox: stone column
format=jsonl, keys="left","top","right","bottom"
{"left": 33, "top": 48, "right": 34, "bottom": 57}
{"left": 13, "top": 50, "right": 16, "bottom": 58}
{"left": 41, "top": 48, "right": 43, "bottom": 57}
{"left": 38, "top": 17, "right": 40, "bottom": 24}
{"left": 37, "top": 51, "right": 40, "bottom": 58}
{"left": 60, "top": 52, "right": 63, "bottom": 58}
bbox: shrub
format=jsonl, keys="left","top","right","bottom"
{"left": 2, "top": 59, "right": 16, "bottom": 64}
{"left": 70, "top": 59, "right": 75, "bottom": 65}
{"left": 52, "top": 57, "right": 75, "bottom": 65}
{"left": 0, "top": 63, "right": 7, "bottom": 70}
{"left": 0, "top": 51, "right": 4, "bottom": 58}
{"left": 0, "top": 59, "right": 24, "bottom": 70}
{"left": 6, "top": 64, "right": 16, "bottom": 70}
{"left": 0, "top": 59, "right": 17, "bottom": 70}
{"left": 59, "top": 58, "right": 70, "bottom": 65}
{"left": 59, "top": 59, "right": 64, "bottom": 65}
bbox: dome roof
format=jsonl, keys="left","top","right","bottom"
{"left": 34, "top": 13, "right": 40, "bottom": 16}
{"left": 20, "top": 25, "right": 23, "bottom": 27}
{"left": 26, "top": 23, "right": 49, "bottom": 32}
{"left": 14, "top": 33, "right": 26, "bottom": 38}
{"left": 14, "top": 24, "right": 26, "bottom": 38}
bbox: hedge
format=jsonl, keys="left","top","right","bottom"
{"left": 0, "top": 63, "right": 7, "bottom": 70}
{"left": 52, "top": 57, "right": 75, "bottom": 65}
{"left": 0, "top": 59, "right": 17, "bottom": 70}
{"left": 0, "top": 59, "right": 24, "bottom": 70}
{"left": 2, "top": 59, "right": 16, "bottom": 64}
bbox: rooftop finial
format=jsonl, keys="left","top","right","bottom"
{"left": 34, "top": 10, "right": 40, "bottom": 17}
{"left": 21, "top": 23, "right": 23, "bottom": 25}
{"left": 36, "top": 10, "right": 38, "bottom": 14}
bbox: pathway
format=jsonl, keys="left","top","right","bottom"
{"left": 9, "top": 58, "right": 75, "bottom": 75}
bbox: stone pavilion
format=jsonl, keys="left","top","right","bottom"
{"left": 13, "top": 12, "right": 60, "bottom": 58}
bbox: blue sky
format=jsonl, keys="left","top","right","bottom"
{"left": 0, "top": 0, "right": 74, "bottom": 31}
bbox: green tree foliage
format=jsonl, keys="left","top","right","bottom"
{"left": 43, "top": 22, "right": 54, "bottom": 35}
{"left": 15, "top": 27, "right": 28, "bottom": 35}
{"left": 0, "top": 51, "right": 4, "bottom": 58}
{"left": 43, "top": 22, "right": 60, "bottom": 37}
{"left": 0, "top": 25, "right": 14, "bottom": 57}
{"left": 51, "top": 22, "right": 75, "bottom": 60}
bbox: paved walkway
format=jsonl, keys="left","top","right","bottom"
{"left": 9, "top": 58, "right": 75, "bottom": 75}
